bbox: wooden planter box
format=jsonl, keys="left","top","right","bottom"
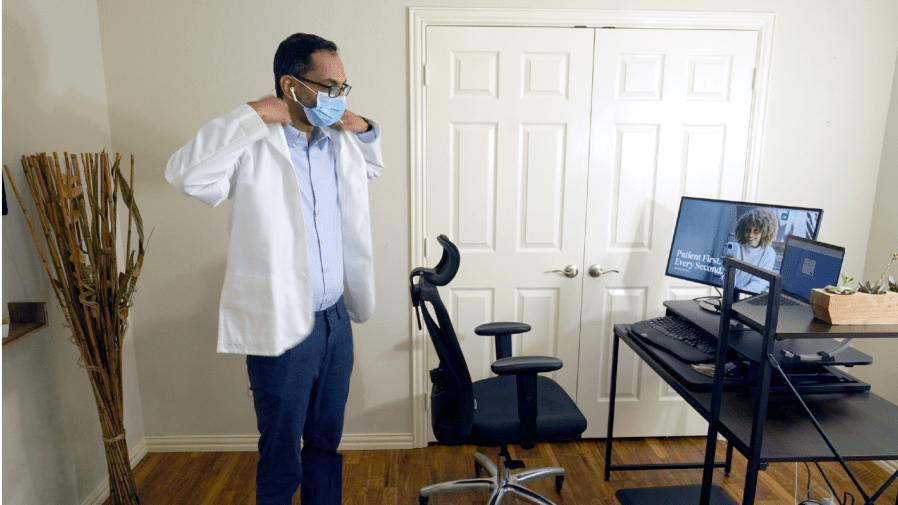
{"left": 809, "top": 289, "right": 898, "bottom": 325}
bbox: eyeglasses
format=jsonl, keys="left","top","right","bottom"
{"left": 295, "top": 76, "right": 352, "bottom": 98}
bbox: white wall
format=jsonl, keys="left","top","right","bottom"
{"left": 851, "top": 50, "right": 898, "bottom": 406}
{"left": 89, "top": 0, "right": 897, "bottom": 443}
{"left": 2, "top": 0, "right": 145, "bottom": 503}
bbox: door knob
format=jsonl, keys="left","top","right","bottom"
{"left": 550, "top": 265, "right": 579, "bottom": 278}
{"left": 588, "top": 265, "right": 619, "bottom": 278}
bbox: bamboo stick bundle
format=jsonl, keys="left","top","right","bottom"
{"left": 4, "top": 152, "right": 145, "bottom": 505}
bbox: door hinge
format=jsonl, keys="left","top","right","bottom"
{"left": 424, "top": 237, "right": 428, "bottom": 258}
{"left": 423, "top": 64, "right": 429, "bottom": 86}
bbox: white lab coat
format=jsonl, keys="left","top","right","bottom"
{"left": 166, "top": 104, "right": 384, "bottom": 356}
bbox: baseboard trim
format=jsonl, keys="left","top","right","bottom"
{"left": 81, "top": 437, "right": 148, "bottom": 505}
{"left": 339, "top": 432, "right": 416, "bottom": 450}
{"left": 877, "top": 459, "right": 898, "bottom": 475}
{"left": 143, "top": 432, "right": 416, "bottom": 452}
{"left": 145, "top": 434, "right": 259, "bottom": 452}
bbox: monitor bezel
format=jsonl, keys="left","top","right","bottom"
{"left": 665, "top": 196, "right": 825, "bottom": 295}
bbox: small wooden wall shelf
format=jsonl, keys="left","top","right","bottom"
{"left": 3, "top": 302, "right": 48, "bottom": 347}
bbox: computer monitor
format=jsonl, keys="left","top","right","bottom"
{"left": 665, "top": 197, "right": 824, "bottom": 296}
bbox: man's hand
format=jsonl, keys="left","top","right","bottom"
{"left": 248, "top": 95, "right": 291, "bottom": 125}
{"left": 336, "top": 109, "right": 371, "bottom": 133}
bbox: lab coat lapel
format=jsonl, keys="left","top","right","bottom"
{"left": 331, "top": 131, "right": 375, "bottom": 322}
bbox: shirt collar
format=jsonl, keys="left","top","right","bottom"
{"left": 283, "top": 124, "right": 332, "bottom": 148}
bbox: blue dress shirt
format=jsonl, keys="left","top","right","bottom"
{"left": 283, "top": 123, "right": 377, "bottom": 311}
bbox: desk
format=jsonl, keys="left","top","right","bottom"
{"left": 604, "top": 259, "right": 898, "bottom": 505}
{"left": 606, "top": 324, "right": 898, "bottom": 504}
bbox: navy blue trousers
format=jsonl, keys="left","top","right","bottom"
{"left": 247, "top": 298, "right": 353, "bottom": 505}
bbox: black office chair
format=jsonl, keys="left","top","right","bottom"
{"left": 409, "top": 235, "right": 588, "bottom": 505}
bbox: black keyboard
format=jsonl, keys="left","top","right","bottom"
{"left": 629, "top": 316, "right": 718, "bottom": 363}
{"left": 746, "top": 293, "right": 799, "bottom": 306}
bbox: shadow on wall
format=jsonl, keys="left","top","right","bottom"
{"left": 133, "top": 259, "right": 261, "bottom": 435}
{"left": 2, "top": 4, "right": 127, "bottom": 503}
{"left": 110, "top": 111, "right": 254, "bottom": 433}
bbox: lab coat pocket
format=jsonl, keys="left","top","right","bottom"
{"left": 218, "top": 272, "right": 276, "bottom": 352}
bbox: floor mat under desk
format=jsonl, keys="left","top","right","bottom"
{"left": 616, "top": 484, "right": 738, "bottom": 505}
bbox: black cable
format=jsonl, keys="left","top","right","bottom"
{"left": 814, "top": 461, "right": 844, "bottom": 505}
{"left": 805, "top": 462, "right": 812, "bottom": 498}
{"left": 693, "top": 287, "right": 724, "bottom": 302}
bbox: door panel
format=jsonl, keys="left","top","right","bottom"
{"left": 576, "top": 28, "right": 758, "bottom": 438}
{"left": 425, "top": 26, "right": 595, "bottom": 395}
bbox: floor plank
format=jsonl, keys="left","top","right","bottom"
{"left": 106, "top": 438, "right": 897, "bottom": 504}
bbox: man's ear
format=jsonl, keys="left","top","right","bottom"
{"left": 279, "top": 75, "right": 295, "bottom": 100}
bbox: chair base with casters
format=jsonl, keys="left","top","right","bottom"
{"left": 419, "top": 445, "right": 565, "bottom": 505}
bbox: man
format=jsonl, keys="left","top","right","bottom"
{"left": 166, "top": 33, "right": 383, "bottom": 505}
{"left": 732, "top": 208, "right": 778, "bottom": 293}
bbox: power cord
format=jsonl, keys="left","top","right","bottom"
{"left": 798, "top": 484, "right": 832, "bottom": 504}
{"left": 794, "top": 461, "right": 855, "bottom": 505}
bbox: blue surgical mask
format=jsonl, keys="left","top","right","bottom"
{"left": 291, "top": 79, "right": 346, "bottom": 127}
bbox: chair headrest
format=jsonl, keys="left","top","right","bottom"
{"left": 410, "top": 234, "right": 460, "bottom": 287}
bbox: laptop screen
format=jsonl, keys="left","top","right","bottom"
{"left": 778, "top": 236, "right": 845, "bottom": 302}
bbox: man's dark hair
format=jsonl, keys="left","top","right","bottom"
{"left": 273, "top": 33, "right": 338, "bottom": 98}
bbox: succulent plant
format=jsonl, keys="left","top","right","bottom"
{"left": 854, "top": 251, "right": 897, "bottom": 295}
{"left": 889, "top": 275, "right": 897, "bottom": 293}
{"left": 825, "top": 273, "right": 856, "bottom": 295}
{"left": 857, "top": 280, "right": 888, "bottom": 295}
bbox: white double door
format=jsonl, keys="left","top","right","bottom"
{"left": 424, "top": 26, "right": 757, "bottom": 438}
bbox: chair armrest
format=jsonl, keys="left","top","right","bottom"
{"left": 491, "top": 356, "right": 563, "bottom": 446}
{"left": 476, "top": 323, "right": 532, "bottom": 360}
{"left": 491, "top": 356, "right": 562, "bottom": 375}
{"left": 475, "top": 322, "right": 531, "bottom": 336}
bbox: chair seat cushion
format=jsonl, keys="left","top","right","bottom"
{"left": 469, "top": 375, "right": 587, "bottom": 446}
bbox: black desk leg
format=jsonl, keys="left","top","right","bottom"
{"left": 739, "top": 359, "right": 775, "bottom": 505}
{"left": 604, "top": 331, "right": 621, "bottom": 481}
{"left": 725, "top": 442, "right": 734, "bottom": 477}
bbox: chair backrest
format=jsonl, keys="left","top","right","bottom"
{"left": 409, "top": 235, "right": 474, "bottom": 445}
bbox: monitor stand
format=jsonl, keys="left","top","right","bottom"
{"left": 698, "top": 287, "right": 743, "bottom": 314}
{"left": 699, "top": 298, "right": 721, "bottom": 314}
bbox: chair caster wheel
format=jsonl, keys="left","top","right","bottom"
{"left": 419, "top": 496, "right": 429, "bottom": 505}
{"left": 555, "top": 475, "right": 564, "bottom": 493}
{"left": 474, "top": 461, "right": 483, "bottom": 476}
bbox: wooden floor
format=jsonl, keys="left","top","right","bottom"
{"left": 111, "top": 438, "right": 897, "bottom": 504}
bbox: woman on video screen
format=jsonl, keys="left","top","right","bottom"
{"left": 732, "top": 208, "right": 778, "bottom": 293}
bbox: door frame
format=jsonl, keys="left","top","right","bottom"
{"left": 408, "top": 7, "right": 776, "bottom": 448}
